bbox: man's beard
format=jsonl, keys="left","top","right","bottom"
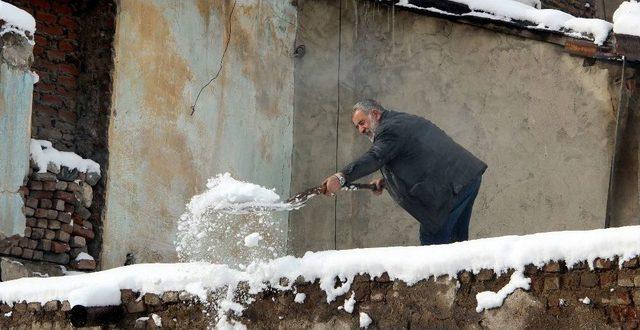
{"left": 367, "top": 115, "right": 379, "bottom": 142}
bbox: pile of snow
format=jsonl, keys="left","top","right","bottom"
{"left": 30, "top": 139, "right": 100, "bottom": 175}
{"left": 184, "top": 173, "right": 290, "bottom": 215}
{"left": 176, "top": 173, "right": 286, "bottom": 268}
{"left": 2, "top": 226, "right": 639, "bottom": 326}
{"left": 0, "top": 1, "right": 35, "bottom": 39}
{"left": 613, "top": 1, "right": 640, "bottom": 37}
{"left": 397, "top": 0, "right": 613, "bottom": 45}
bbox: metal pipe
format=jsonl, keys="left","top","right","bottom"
{"left": 69, "top": 305, "right": 125, "bottom": 327}
{"left": 605, "top": 56, "right": 627, "bottom": 228}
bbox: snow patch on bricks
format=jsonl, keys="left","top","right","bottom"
{"left": 30, "top": 139, "right": 100, "bottom": 175}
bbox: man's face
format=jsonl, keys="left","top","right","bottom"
{"left": 352, "top": 109, "right": 379, "bottom": 142}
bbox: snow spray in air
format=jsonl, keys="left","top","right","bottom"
{"left": 175, "top": 173, "right": 287, "bottom": 269}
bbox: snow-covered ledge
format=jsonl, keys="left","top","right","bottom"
{"left": 0, "top": 226, "right": 639, "bottom": 328}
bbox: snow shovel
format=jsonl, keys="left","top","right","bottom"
{"left": 286, "top": 182, "right": 379, "bottom": 208}
{"left": 217, "top": 182, "right": 379, "bottom": 214}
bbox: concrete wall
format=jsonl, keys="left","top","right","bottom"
{"left": 102, "top": 0, "right": 297, "bottom": 269}
{"left": 0, "top": 33, "right": 34, "bottom": 237}
{"left": 290, "top": 1, "right": 625, "bottom": 254}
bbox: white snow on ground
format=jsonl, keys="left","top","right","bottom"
{"left": 1, "top": 226, "right": 639, "bottom": 320}
{"left": 294, "top": 293, "right": 306, "bottom": 303}
{"left": 343, "top": 292, "right": 356, "bottom": 313}
{"left": 243, "top": 233, "right": 263, "bottom": 248}
{"left": 0, "top": 1, "right": 35, "bottom": 35}
{"left": 579, "top": 296, "right": 591, "bottom": 304}
{"left": 30, "top": 139, "right": 100, "bottom": 174}
{"left": 359, "top": 312, "right": 373, "bottom": 328}
{"left": 475, "top": 271, "right": 531, "bottom": 312}
{"left": 613, "top": 1, "right": 640, "bottom": 37}
{"left": 75, "top": 252, "right": 94, "bottom": 261}
{"left": 397, "top": 0, "right": 613, "bottom": 45}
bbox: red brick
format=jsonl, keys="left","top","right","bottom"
{"left": 26, "top": 217, "right": 37, "bottom": 227}
{"left": 57, "top": 76, "right": 77, "bottom": 90}
{"left": 50, "top": 241, "right": 70, "bottom": 254}
{"left": 72, "top": 225, "right": 95, "bottom": 240}
{"left": 47, "top": 50, "right": 66, "bottom": 62}
{"left": 59, "top": 64, "right": 80, "bottom": 76}
{"left": 44, "top": 229, "right": 55, "bottom": 240}
{"left": 43, "top": 181, "right": 57, "bottom": 191}
{"left": 58, "top": 17, "right": 79, "bottom": 30}
{"left": 37, "top": 239, "right": 51, "bottom": 251}
{"left": 61, "top": 224, "right": 73, "bottom": 234}
{"left": 33, "top": 104, "right": 57, "bottom": 117}
{"left": 41, "top": 94, "right": 64, "bottom": 107}
{"left": 38, "top": 25, "right": 64, "bottom": 36}
{"left": 52, "top": 3, "right": 74, "bottom": 16}
{"left": 31, "top": 0, "right": 51, "bottom": 9}
{"left": 34, "top": 34, "right": 47, "bottom": 45}
{"left": 37, "top": 83, "right": 56, "bottom": 92}
{"left": 35, "top": 12, "right": 57, "bottom": 24}
{"left": 55, "top": 191, "right": 77, "bottom": 203}
{"left": 21, "top": 248, "right": 34, "bottom": 260}
{"left": 58, "top": 40, "right": 76, "bottom": 52}
{"left": 18, "top": 186, "right": 29, "bottom": 197}
{"left": 35, "top": 208, "right": 49, "bottom": 218}
{"left": 33, "top": 46, "right": 45, "bottom": 56}
{"left": 30, "top": 190, "right": 53, "bottom": 199}
{"left": 29, "top": 180, "right": 43, "bottom": 190}
{"left": 58, "top": 110, "right": 77, "bottom": 123}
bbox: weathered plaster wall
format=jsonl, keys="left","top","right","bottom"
{"left": 290, "top": 1, "right": 622, "bottom": 253}
{"left": 102, "top": 0, "right": 296, "bottom": 268}
{"left": 0, "top": 33, "right": 34, "bottom": 237}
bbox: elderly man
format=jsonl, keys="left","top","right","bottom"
{"left": 323, "top": 99, "right": 487, "bottom": 245}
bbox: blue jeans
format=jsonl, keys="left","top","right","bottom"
{"left": 419, "top": 176, "right": 482, "bottom": 245}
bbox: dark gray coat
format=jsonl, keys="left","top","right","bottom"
{"left": 341, "top": 110, "right": 487, "bottom": 234}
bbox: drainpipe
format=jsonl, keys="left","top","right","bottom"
{"left": 605, "top": 56, "right": 627, "bottom": 228}
{"left": 69, "top": 305, "right": 125, "bottom": 327}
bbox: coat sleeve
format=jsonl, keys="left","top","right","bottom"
{"left": 340, "top": 126, "right": 404, "bottom": 183}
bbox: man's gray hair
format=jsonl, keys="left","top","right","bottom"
{"left": 353, "top": 99, "right": 386, "bottom": 115}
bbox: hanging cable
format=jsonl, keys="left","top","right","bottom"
{"left": 190, "top": 0, "right": 237, "bottom": 116}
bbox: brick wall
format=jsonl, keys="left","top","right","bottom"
{"left": 0, "top": 256, "right": 638, "bottom": 328}
{"left": 1, "top": 162, "right": 99, "bottom": 270}
{"left": 7, "top": 0, "right": 82, "bottom": 152}
{"left": 5, "top": 0, "right": 116, "bottom": 267}
{"left": 541, "top": 0, "right": 597, "bottom": 17}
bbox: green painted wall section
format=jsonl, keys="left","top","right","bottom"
{"left": 0, "top": 62, "right": 33, "bottom": 237}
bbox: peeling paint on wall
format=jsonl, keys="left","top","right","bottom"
{"left": 0, "top": 60, "right": 33, "bottom": 237}
{"left": 102, "top": 0, "right": 296, "bottom": 269}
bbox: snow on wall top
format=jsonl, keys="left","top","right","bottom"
{"left": 30, "top": 139, "right": 100, "bottom": 175}
{"left": 0, "top": 1, "right": 35, "bottom": 38}
{"left": 613, "top": 1, "right": 640, "bottom": 37}
{"left": 396, "top": 0, "right": 613, "bottom": 45}
{"left": 0, "top": 226, "right": 638, "bottom": 308}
